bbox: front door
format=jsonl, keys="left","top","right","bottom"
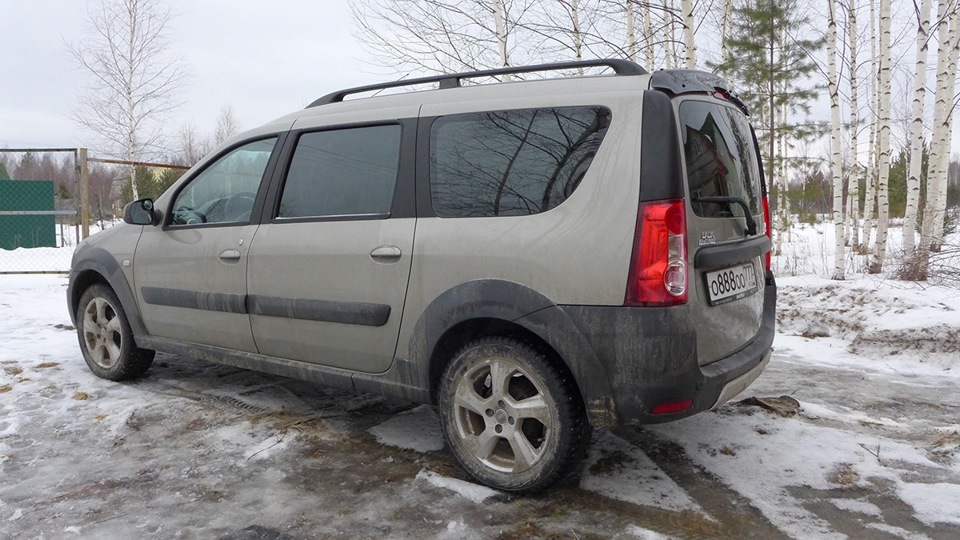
{"left": 134, "top": 137, "right": 279, "bottom": 351}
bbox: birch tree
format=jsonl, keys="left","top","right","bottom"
{"left": 924, "top": 1, "right": 960, "bottom": 254}
{"left": 828, "top": 0, "right": 845, "bottom": 279}
{"left": 904, "top": 0, "right": 934, "bottom": 262}
{"left": 846, "top": 0, "right": 861, "bottom": 252}
{"left": 68, "top": 0, "right": 187, "bottom": 200}
{"left": 350, "top": 0, "right": 534, "bottom": 74}
{"left": 862, "top": 0, "right": 878, "bottom": 251}
{"left": 681, "top": 0, "right": 696, "bottom": 67}
{"left": 870, "top": 0, "right": 893, "bottom": 273}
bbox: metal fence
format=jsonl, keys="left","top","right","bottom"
{"left": 0, "top": 148, "right": 187, "bottom": 274}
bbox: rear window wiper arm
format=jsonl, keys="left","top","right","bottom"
{"left": 693, "top": 196, "right": 758, "bottom": 236}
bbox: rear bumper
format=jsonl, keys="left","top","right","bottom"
{"left": 556, "top": 272, "right": 776, "bottom": 426}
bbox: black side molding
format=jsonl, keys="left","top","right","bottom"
{"left": 248, "top": 295, "right": 390, "bottom": 327}
{"left": 140, "top": 287, "right": 391, "bottom": 327}
{"left": 694, "top": 236, "right": 772, "bottom": 271}
{"left": 141, "top": 287, "right": 247, "bottom": 314}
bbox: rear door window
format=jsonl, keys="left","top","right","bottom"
{"left": 429, "top": 106, "right": 611, "bottom": 217}
{"left": 277, "top": 125, "right": 401, "bottom": 219}
{"left": 680, "top": 101, "right": 761, "bottom": 218}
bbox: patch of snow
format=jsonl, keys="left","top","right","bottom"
{"left": 580, "top": 431, "right": 704, "bottom": 514}
{"left": 415, "top": 470, "right": 499, "bottom": 504}
{"left": 625, "top": 525, "right": 673, "bottom": 539}
{"left": 898, "top": 482, "right": 960, "bottom": 526}
{"left": 829, "top": 498, "right": 882, "bottom": 517}
{"left": 368, "top": 405, "right": 444, "bottom": 452}
{"left": 864, "top": 522, "right": 932, "bottom": 540}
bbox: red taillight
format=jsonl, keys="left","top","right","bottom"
{"left": 762, "top": 195, "right": 772, "bottom": 271}
{"left": 651, "top": 399, "right": 693, "bottom": 415}
{"left": 625, "top": 199, "right": 688, "bottom": 307}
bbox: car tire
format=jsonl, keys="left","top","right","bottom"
{"left": 437, "top": 336, "right": 589, "bottom": 493}
{"left": 76, "top": 284, "right": 154, "bottom": 381}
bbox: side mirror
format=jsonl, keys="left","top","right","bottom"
{"left": 123, "top": 198, "right": 157, "bottom": 226}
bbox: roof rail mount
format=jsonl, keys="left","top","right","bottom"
{"left": 308, "top": 58, "right": 648, "bottom": 108}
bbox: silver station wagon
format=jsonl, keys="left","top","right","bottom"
{"left": 68, "top": 59, "right": 776, "bottom": 493}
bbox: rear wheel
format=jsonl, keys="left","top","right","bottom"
{"left": 76, "top": 284, "right": 154, "bottom": 381}
{"left": 437, "top": 337, "right": 588, "bottom": 493}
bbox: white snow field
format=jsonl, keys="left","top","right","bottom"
{"left": 1, "top": 223, "right": 959, "bottom": 539}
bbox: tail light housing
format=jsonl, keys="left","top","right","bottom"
{"left": 625, "top": 199, "right": 688, "bottom": 306}
{"left": 762, "top": 195, "right": 772, "bottom": 271}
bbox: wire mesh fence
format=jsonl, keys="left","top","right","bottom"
{"left": 1, "top": 148, "right": 187, "bottom": 274}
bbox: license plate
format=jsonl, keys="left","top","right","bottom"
{"left": 705, "top": 263, "right": 759, "bottom": 305}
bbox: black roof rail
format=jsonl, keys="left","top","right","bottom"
{"left": 307, "top": 58, "right": 648, "bottom": 108}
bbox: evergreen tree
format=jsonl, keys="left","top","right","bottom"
{"left": 710, "top": 0, "right": 822, "bottom": 250}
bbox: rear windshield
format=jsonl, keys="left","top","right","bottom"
{"left": 679, "top": 100, "right": 761, "bottom": 218}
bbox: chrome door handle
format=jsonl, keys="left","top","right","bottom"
{"left": 219, "top": 249, "right": 241, "bottom": 261}
{"left": 370, "top": 245, "right": 402, "bottom": 262}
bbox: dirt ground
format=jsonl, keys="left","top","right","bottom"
{"left": 2, "top": 345, "right": 959, "bottom": 540}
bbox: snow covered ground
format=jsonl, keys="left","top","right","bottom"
{"left": 1, "top": 224, "right": 959, "bottom": 539}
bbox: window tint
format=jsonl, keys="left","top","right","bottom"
{"left": 278, "top": 125, "right": 401, "bottom": 219}
{"left": 171, "top": 138, "right": 277, "bottom": 226}
{"left": 680, "top": 101, "right": 761, "bottom": 218}
{"left": 430, "top": 106, "right": 610, "bottom": 217}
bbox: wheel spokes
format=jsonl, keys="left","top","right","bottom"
{"left": 82, "top": 296, "right": 122, "bottom": 369}
{"left": 510, "top": 394, "right": 549, "bottom": 424}
{"left": 508, "top": 429, "right": 542, "bottom": 471}
{"left": 466, "top": 429, "right": 499, "bottom": 462}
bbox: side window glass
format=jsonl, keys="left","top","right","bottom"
{"left": 430, "top": 106, "right": 611, "bottom": 217}
{"left": 277, "top": 125, "right": 401, "bottom": 219}
{"left": 171, "top": 137, "right": 277, "bottom": 226}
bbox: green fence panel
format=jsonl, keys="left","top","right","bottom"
{"left": 0, "top": 180, "right": 57, "bottom": 249}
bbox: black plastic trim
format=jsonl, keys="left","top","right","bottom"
{"left": 248, "top": 295, "right": 391, "bottom": 327}
{"left": 639, "top": 90, "right": 684, "bottom": 202}
{"left": 694, "top": 235, "right": 772, "bottom": 271}
{"left": 140, "top": 287, "right": 247, "bottom": 314}
{"left": 67, "top": 246, "right": 148, "bottom": 338}
{"left": 650, "top": 70, "right": 749, "bottom": 116}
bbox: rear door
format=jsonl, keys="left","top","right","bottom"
{"left": 245, "top": 118, "right": 416, "bottom": 373}
{"left": 677, "top": 97, "right": 768, "bottom": 365}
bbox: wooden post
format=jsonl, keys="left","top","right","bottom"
{"left": 79, "top": 148, "right": 90, "bottom": 240}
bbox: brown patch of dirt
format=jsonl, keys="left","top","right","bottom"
{"left": 35, "top": 362, "right": 60, "bottom": 369}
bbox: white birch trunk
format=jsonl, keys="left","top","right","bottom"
{"left": 664, "top": 0, "right": 675, "bottom": 69}
{"left": 570, "top": 0, "right": 584, "bottom": 74}
{"left": 871, "top": 0, "right": 893, "bottom": 273}
{"left": 682, "top": 0, "right": 696, "bottom": 68}
{"left": 626, "top": 0, "right": 637, "bottom": 62}
{"left": 905, "top": 0, "right": 934, "bottom": 258}
{"left": 495, "top": 0, "right": 509, "bottom": 68}
{"left": 721, "top": 0, "right": 731, "bottom": 68}
{"left": 930, "top": 5, "right": 960, "bottom": 250}
{"left": 828, "top": 0, "right": 845, "bottom": 279}
{"left": 643, "top": 4, "right": 654, "bottom": 68}
{"left": 848, "top": 0, "right": 861, "bottom": 252}
{"left": 922, "top": 0, "right": 953, "bottom": 255}
{"left": 863, "top": 0, "right": 878, "bottom": 251}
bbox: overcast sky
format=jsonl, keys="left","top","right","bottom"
{"left": 0, "top": 0, "right": 384, "bottom": 152}
{"left": 2, "top": 1, "right": 958, "bottom": 159}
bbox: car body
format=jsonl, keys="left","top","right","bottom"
{"left": 68, "top": 59, "right": 776, "bottom": 492}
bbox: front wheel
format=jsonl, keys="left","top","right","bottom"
{"left": 437, "top": 337, "right": 589, "bottom": 493}
{"left": 76, "top": 284, "right": 154, "bottom": 381}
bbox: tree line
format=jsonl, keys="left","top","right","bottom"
{"left": 351, "top": 0, "right": 960, "bottom": 281}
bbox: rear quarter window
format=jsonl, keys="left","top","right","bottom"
{"left": 680, "top": 101, "right": 761, "bottom": 218}
{"left": 429, "top": 106, "right": 611, "bottom": 217}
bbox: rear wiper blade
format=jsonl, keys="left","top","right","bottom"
{"left": 693, "top": 196, "right": 758, "bottom": 236}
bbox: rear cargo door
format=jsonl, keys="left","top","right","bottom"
{"left": 677, "top": 98, "right": 768, "bottom": 366}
